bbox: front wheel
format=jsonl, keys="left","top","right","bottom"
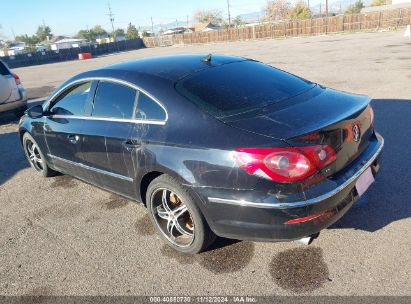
{"left": 147, "top": 175, "right": 216, "bottom": 253}
{"left": 22, "top": 132, "right": 55, "bottom": 177}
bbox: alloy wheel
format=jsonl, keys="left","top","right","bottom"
{"left": 151, "top": 188, "right": 195, "bottom": 247}
{"left": 26, "top": 140, "right": 44, "bottom": 172}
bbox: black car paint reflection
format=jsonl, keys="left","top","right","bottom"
{"left": 19, "top": 54, "right": 383, "bottom": 243}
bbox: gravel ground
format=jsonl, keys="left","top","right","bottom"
{"left": 0, "top": 30, "right": 410, "bottom": 297}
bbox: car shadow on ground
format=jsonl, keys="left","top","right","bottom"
{"left": 330, "top": 99, "right": 411, "bottom": 232}
{"left": 0, "top": 130, "right": 29, "bottom": 186}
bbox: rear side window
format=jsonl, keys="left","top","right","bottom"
{"left": 0, "top": 61, "right": 10, "bottom": 75}
{"left": 175, "top": 60, "right": 314, "bottom": 118}
{"left": 50, "top": 82, "right": 92, "bottom": 116}
{"left": 135, "top": 92, "right": 166, "bottom": 121}
{"left": 92, "top": 81, "right": 136, "bottom": 119}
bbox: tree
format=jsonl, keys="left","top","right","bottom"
{"left": 90, "top": 25, "right": 108, "bottom": 39}
{"left": 125, "top": 23, "right": 139, "bottom": 40}
{"left": 371, "top": 0, "right": 387, "bottom": 6}
{"left": 36, "top": 25, "right": 53, "bottom": 41}
{"left": 345, "top": 1, "right": 365, "bottom": 14}
{"left": 233, "top": 16, "right": 245, "bottom": 27}
{"left": 76, "top": 25, "right": 108, "bottom": 42}
{"left": 112, "top": 28, "right": 125, "bottom": 39}
{"left": 193, "top": 9, "right": 223, "bottom": 24}
{"left": 77, "top": 29, "right": 94, "bottom": 41}
{"left": 290, "top": 1, "right": 312, "bottom": 20}
{"left": 15, "top": 34, "right": 40, "bottom": 52}
{"left": 264, "top": 0, "right": 292, "bottom": 22}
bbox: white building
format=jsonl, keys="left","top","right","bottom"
{"left": 50, "top": 38, "right": 86, "bottom": 50}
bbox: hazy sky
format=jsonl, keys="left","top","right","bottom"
{"left": 0, "top": 0, "right": 285, "bottom": 40}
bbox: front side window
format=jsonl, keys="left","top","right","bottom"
{"left": 135, "top": 92, "right": 166, "bottom": 121}
{"left": 50, "top": 82, "right": 92, "bottom": 116}
{"left": 92, "top": 81, "right": 136, "bottom": 119}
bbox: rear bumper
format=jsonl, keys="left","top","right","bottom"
{"left": 193, "top": 133, "right": 384, "bottom": 241}
{"left": 0, "top": 99, "right": 27, "bottom": 113}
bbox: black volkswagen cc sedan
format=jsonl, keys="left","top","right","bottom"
{"left": 19, "top": 54, "right": 384, "bottom": 253}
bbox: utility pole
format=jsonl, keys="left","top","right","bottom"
{"left": 176, "top": 19, "right": 178, "bottom": 27}
{"left": 325, "top": 0, "right": 328, "bottom": 18}
{"left": 227, "top": 0, "right": 231, "bottom": 27}
{"left": 186, "top": 15, "right": 189, "bottom": 28}
{"left": 151, "top": 16, "right": 154, "bottom": 35}
{"left": 107, "top": 2, "right": 115, "bottom": 33}
{"left": 11, "top": 28, "right": 16, "bottom": 40}
{"left": 325, "top": 0, "right": 328, "bottom": 34}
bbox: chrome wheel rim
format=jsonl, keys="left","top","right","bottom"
{"left": 151, "top": 188, "right": 195, "bottom": 247}
{"left": 25, "top": 140, "right": 44, "bottom": 172}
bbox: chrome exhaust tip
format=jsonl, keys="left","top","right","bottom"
{"left": 296, "top": 233, "right": 320, "bottom": 245}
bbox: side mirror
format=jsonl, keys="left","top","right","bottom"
{"left": 27, "top": 104, "right": 44, "bottom": 119}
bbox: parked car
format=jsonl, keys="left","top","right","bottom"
{"left": 0, "top": 59, "right": 27, "bottom": 117}
{"left": 19, "top": 54, "right": 384, "bottom": 253}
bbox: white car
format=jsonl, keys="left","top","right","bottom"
{"left": 0, "top": 59, "right": 27, "bottom": 117}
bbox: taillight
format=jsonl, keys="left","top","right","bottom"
{"left": 13, "top": 73, "right": 21, "bottom": 85}
{"left": 233, "top": 145, "right": 336, "bottom": 183}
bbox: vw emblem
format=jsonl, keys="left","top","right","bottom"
{"left": 352, "top": 124, "right": 361, "bottom": 142}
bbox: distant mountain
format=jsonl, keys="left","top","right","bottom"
{"left": 235, "top": 11, "right": 264, "bottom": 23}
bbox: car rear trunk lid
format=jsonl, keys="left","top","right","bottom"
{"left": 226, "top": 86, "right": 374, "bottom": 175}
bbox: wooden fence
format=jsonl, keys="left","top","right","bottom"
{"left": 144, "top": 8, "right": 411, "bottom": 47}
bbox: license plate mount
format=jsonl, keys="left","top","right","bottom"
{"left": 355, "top": 167, "right": 375, "bottom": 197}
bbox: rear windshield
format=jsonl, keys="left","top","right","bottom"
{"left": 175, "top": 60, "right": 314, "bottom": 118}
{"left": 0, "top": 61, "right": 10, "bottom": 75}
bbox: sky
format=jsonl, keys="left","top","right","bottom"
{"left": 0, "top": 0, "right": 281, "bottom": 40}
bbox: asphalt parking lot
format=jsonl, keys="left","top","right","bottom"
{"left": 0, "top": 30, "right": 410, "bottom": 296}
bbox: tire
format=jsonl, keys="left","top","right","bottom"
{"left": 14, "top": 106, "right": 27, "bottom": 118}
{"left": 146, "top": 174, "right": 216, "bottom": 254}
{"left": 22, "top": 132, "right": 55, "bottom": 177}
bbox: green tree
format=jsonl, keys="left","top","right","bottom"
{"left": 141, "top": 31, "right": 151, "bottom": 37}
{"left": 290, "top": 1, "right": 311, "bottom": 20}
{"left": 77, "top": 29, "right": 94, "bottom": 41}
{"left": 125, "top": 23, "right": 139, "bottom": 40}
{"left": 233, "top": 16, "right": 245, "bottom": 27}
{"left": 193, "top": 9, "right": 223, "bottom": 24}
{"left": 15, "top": 34, "right": 39, "bottom": 51}
{"left": 345, "top": 1, "right": 365, "bottom": 14}
{"left": 112, "top": 28, "right": 125, "bottom": 39}
{"left": 36, "top": 25, "right": 53, "bottom": 41}
{"left": 90, "top": 25, "right": 108, "bottom": 38}
{"left": 76, "top": 25, "right": 108, "bottom": 42}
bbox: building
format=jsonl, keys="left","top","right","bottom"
{"left": 163, "top": 27, "right": 194, "bottom": 35}
{"left": 194, "top": 23, "right": 221, "bottom": 32}
{"left": 50, "top": 38, "right": 86, "bottom": 50}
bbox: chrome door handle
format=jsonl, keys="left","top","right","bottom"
{"left": 68, "top": 134, "right": 80, "bottom": 144}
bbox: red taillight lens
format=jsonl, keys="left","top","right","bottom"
{"left": 13, "top": 73, "right": 21, "bottom": 85}
{"left": 233, "top": 145, "right": 336, "bottom": 183}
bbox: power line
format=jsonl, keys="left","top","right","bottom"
{"left": 107, "top": 2, "right": 115, "bottom": 32}
{"left": 227, "top": 0, "right": 231, "bottom": 26}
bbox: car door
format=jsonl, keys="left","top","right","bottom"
{"left": 44, "top": 81, "right": 96, "bottom": 178}
{"left": 80, "top": 80, "right": 138, "bottom": 198}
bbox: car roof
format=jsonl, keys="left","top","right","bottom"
{"left": 90, "top": 54, "right": 247, "bottom": 82}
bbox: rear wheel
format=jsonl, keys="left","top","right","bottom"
{"left": 22, "top": 133, "right": 55, "bottom": 177}
{"left": 14, "top": 106, "right": 27, "bottom": 118}
{"left": 147, "top": 175, "right": 216, "bottom": 253}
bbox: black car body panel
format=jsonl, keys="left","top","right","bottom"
{"left": 19, "top": 54, "right": 383, "bottom": 242}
